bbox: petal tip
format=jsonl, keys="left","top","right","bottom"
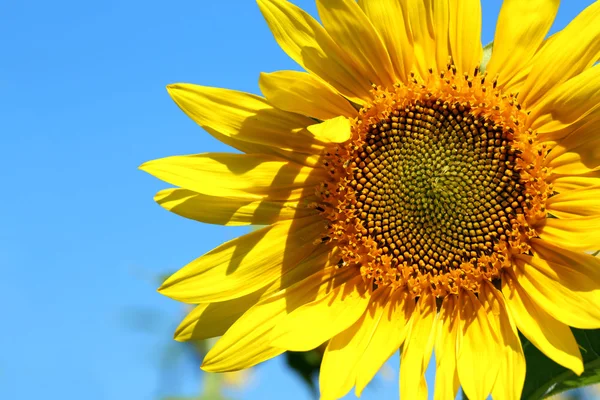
{"left": 199, "top": 362, "right": 211, "bottom": 372}
{"left": 200, "top": 357, "right": 222, "bottom": 373}
{"left": 157, "top": 280, "right": 174, "bottom": 296}
{"left": 572, "top": 359, "right": 584, "bottom": 376}
{"left": 138, "top": 159, "right": 157, "bottom": 173}
{"left": 165, "top": 84, "right": 178, "bottom": 95}
{"left": 307, "top": 116, "right": 351, "bottom": 143}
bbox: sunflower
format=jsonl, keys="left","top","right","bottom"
{"left": 141, "top": 0, "right": 600, "bottom": 399}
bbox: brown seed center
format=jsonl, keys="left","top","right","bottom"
{"left": 347, "top": 98, "right": 526, "bottom": 274}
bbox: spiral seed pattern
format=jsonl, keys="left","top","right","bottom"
{"left": 346, "top": 99, "right": 526, "bottom": 274}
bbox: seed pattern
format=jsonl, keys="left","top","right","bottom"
{"left": 319, "top": 70, "right": 551, "bottom": 297}
{"left": 347, "top": 99, "right": 525, "bottom": 275}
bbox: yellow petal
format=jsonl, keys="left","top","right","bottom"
{"left": 485, "top": 0, "right": 559, "bottom": 90}
{"left": 167, "top": 84, "right": 325, "bottom": 153}
{"left": 357, "top": 0, "right": 413, "bottom": 82}
{"left": 355, "top": 289, "right": 415, "bottom": 396}
{"left": 545, "top": 117, "right": 600, "bottom": 175}
{"left": 269, "top": 246, "right": 344, "bottom": 296}
{"left": 519, "top": 1, "right": 600, "bottom": 108}
{"left": 140, "top": 153, "right": 325, "bottom": 200}
{"left": 536, "top": 216, "right": 600, "bottom": 252}
{"left": 381, "top": 0, "right": 451, "bottom": 75}
{"left": 547, "top": 186, "right": 600, "bottom": 218}
{"left": 480, "top": 281, "right": 526, "bottom": 400}
{"left": 155, "top": 188, "right": 318, "bottom": 226}
{"left": 269, "top": 275, "right": 370, "bottom": 352}
{"left": 535, "top": 112, "right": 600, "bottom": 147}
{"left": 548, "top": 111, "right": 600, "bottom": 156}
{"left": 531, "top": 238, "right": 600, "bottom": 293}
{"left": 448, "top": 0, "right": 482, "bottom": 75}
{"left": 319, "top": 288, "right": 389, "bottom": 400}
{"left": 433, "top": 295, "right": 460, "bottom": 400}
{"left": 315, "top": 0, "right": 395, "bottom": 88}
{"left": 174, "top": 289, "right": 266, "bottom": 341}
{"left": 529, "top": 64, "right": 600, "bottom": 134}
{"left": 399, "top": 291, "right": 437, "bottom": 400}
{"left": 432, "top": 0, "right": 450, "bottom": 73}
{"left": 201, "top": 125, "right": 281, "bottom": 158}
{"left": 501, "top": 33, "right": 557, "bottom": 95}
{"left": 456, "top": 290, "right": 500, "bottom": 400}
{"left": 514, "top": 256, "right": 600, "bottom": 329}
{"left": 202, "top": 263, "right": 355, "bottom": 372}
{"left": 258, "top": 70, "right": 357, "bottom": 120}
{"left": 174, "top": 246, "right": 339, "bottom": 342}
{"left": 502, "top": 270, "right": 583, "bottom": 375}
{"left": 257, "top": 0, "right": 372, "bottom": 104}
{"left": 307, "top": 116, "right": 352, "bottom": 144}
{"left": 159, "top": 216, "right": 326, "bottom": 303}
{"left": 551, "top": 170, "right": 600, "bottom": 193}
{"left": 548, "top": 149, "right": 600, "bottom": 177}
{"left": 203, "top": 126, "right": 322, "bottom": 169}
{"left": 404, "top": 0, "right": 436, "bottom": 78}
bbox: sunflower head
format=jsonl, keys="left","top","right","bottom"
{"left": 321, "top": 69, "right": 551, "bottom": 299}
{"left": 142, "top": 1, "right": 600, "bottom": 399}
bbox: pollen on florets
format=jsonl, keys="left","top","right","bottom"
{"left": 316, "top": 66, "right": 552, "bottom": 298}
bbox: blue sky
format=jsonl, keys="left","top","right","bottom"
{"left": 0, "top": 1, "right": 594, "bottom": 399}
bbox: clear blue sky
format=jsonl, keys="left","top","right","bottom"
{"left": 0, "top": 1, "right": 593, "bottom": 399}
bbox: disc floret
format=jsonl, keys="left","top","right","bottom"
{"left": 318, "top": 66, "right": 552, "bottom": 297}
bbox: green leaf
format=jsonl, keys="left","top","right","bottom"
{"left": 480, "top": 41, "right": 493, "bottom": 73}
{"left": 285, "top": 350, "right": 323, "bottom": 395}
{"left": 522, "top": 328, "right": 600, "bottom": 400}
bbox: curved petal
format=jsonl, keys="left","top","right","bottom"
{"left": 174, "top": 289, "right": 266, "bottom": 341}
{"left": 404, "top": 0, "right": 437, "bottom": 78}
{"left": 201, "top": 125, "right": 283, "bottom": 158}
{"left": 501, "top": 33, "right": 557, "bottom": 95}
{"left": 354, "top": 289, "right": 415, "bottom": 396}
{"left": 202, "top": 263, "right": 355, "bottom": 372}
{"left": 175, "top": 246, "right": 340, "bottom": 342}
{"left": 167, "top": 84, "right": 329, "bottom": 152}
{"left": 257, "top": 0, "right": 372, "bottom": 104}
{"left": 319, "top": 288, "right": 389, "bottom": 400}
{"left": 531, "top": 238, "right": 600, "bottom": 292}
{"left": 259, "top": 70, "right": 358, "bottom": 120}
{"left": 448, "top": 0, "right": 482, "bottom": 75}
{"left": 357, "top": 0, "right": 413, "bottom": 82}
{"left": 514, "top": 256, "right": 600, "bottom": 329}
{"left": 158, "top": 216, "right": 326, "bottom": 303}
{"left": 433, "top": 295, "right": 460, "bottom": 400}
{"left": 481, "top": 281, "right": 526, "bottom": 400}
{"left": 202, "top": 126, "right": 322, "bottom": 169}
{"left": 519, "top": 1, "right": 600, "bottom": 108}
{"left": 528, "top": 64, "right": 600, "bottom": 135}
{"left": 432, "top": 0, "right": 450, "bottom": 73}
{"left": 155, "top": 188, "right": 318, "bottom": 226}
{"left": 456, "top": 290, "right": 501, "bottom": 400}
{"left": 502, "top": 270, "right": 583, "bottom": 375}
{"left": 536, "top": 216, "right": 600, "bottom": 252}
{"left": 551, "top": 170, "right": 600, "bottom": 192}
{"left": 485, "top": 0, "right": 559, "bottom": 90}
{"left": 140, "top": 153, "right": 325, "bottom": 200}
{"left": 399, "top": 291, "right": 437, "bottom": 400}
{"left": 307, "top": 116, "right": 352, "bottom": 144}
{"left": 545, "top": 116, "right": 600, "bottom": 174}
{"left": 547, "top": 186, "right": 600, "bottom": 218}
{"left": 315, "top": 0, "right": 396, "bottom": 89}
{"left": 270, "top": 275, "right": 370, "bottom": 351}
